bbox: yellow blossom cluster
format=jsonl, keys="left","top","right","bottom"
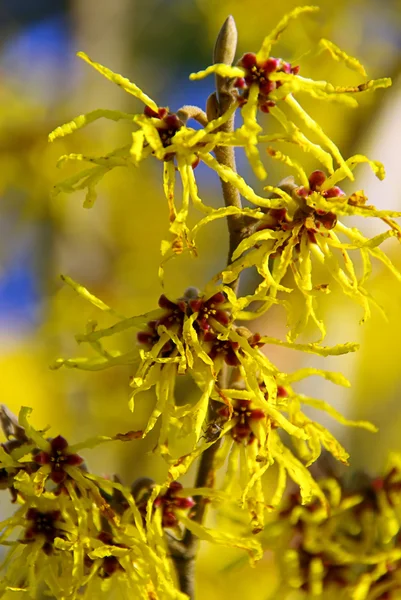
{"left": 265, "top": 456, "right": 401, "bottom": 598}
{"left": 31, "top": 5, "right": 401, "bottom": 596}
{"left": 0, "top": 406, "right": 185, "bottom": 599}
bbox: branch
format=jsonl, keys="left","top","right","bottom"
{"left": 171, "top": 16, "right": 241, "bottom": 599}
{"left": 208, "top": 16, "right": 244, "bottom": 268}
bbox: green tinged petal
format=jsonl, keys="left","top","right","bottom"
{"left": 282, "top": 368, "right": 351, "bottom": 387}
{"left": 49, "top": 109, "right": 136, "bottom": 142}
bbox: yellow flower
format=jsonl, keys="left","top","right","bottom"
{"left": 49, "top": 52, "right": 273, "bottom": 256}
{"left": 267, "top": 458, "right": 401, "bottom": 598}
{"left": 50, "top": 274, "right": 378, "bottom": 531}
{"left": 220, "top": 162, "right": 401, "bottom": 340}
{"left": 197, "top": 353, "right": 376, "bottom": 532}
{"left": 0, "top": 406, "right": 185, "bottom": 599}
{"left": 190, "top": 6, "right": 391, "bottom": 182}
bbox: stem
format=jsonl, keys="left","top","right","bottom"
{"left": 212, "top": 15, "right": 245, "bottom": 269}
{"left": 172, "top": 16, "right": 243, "bottom": 599}
{"left": 177, "top": 106, "right": 208, "bottom": 127}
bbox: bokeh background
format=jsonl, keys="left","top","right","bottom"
{"left": 1, "top": 0, "right": 401, "bottom": 598}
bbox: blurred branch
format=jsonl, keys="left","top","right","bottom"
{"left": 172, "top": 16, "right": 240, "bottom": 599}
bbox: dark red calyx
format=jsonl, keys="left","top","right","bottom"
{"left": 208, "top": 339, "right": 240, "bottom": 366}
{"left": 277, "top": 386, "right": 288, "bottom": 398}
{"left": 324, "top": 186, "right": 345, "bottom": 198}
{"left": 315, "top": 212, "right": 337, "bottom": 230}
{"left": 308, "top": 170, "right": 326, "bottom": 190}
{"left": 144, "top": 106, "right": 159, "bottom": 118}
{"left": 234, "top": 77, "right": 246, "bottom": 89}
{"left": 239, "top": 53, "right": 257, "bottom": 70}
{"left": 33, "top": 435, "right": 84, "bottom": 485}
{"left": 262, "top": 57, "right": 279, "bottom": 73}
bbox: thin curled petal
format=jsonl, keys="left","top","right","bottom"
{"left": 60, "top": 274, "right": 126, "bottom": 319}
{"left": 49, "top": 109, "right": 136, "bottom": 142}
{"left": 318, "top": 38, "right": 367, "bottom": 76}
{"left": 283, "top": 96, "right": 354, "bottom": 179}
{"left": 298, "top": 395, "right": 377, "bottom": 432}
{"left": 282, "top": 368, "right": 351, "bottom": 387}
{"left": 257, "top": 6, "right": 319, "bottom": 62}
{"left": 179, "top": 515, "right": 262, "bottom": 563}
{"left": 258, "top": 336, "right": 360, "bottom": 357}
{"left": 77, "top": 51, "right": 159, "bottom": 111}
{"left": 201, "top": 152, "right": 280, "bottom": 209}
{"left": 189, "top": 64, "right": 244, "bottom": 81}
{"left": 321, "top": 154, "right": 385, "bottom": 190}
{"left": 267, "top": 147, "right": 309, "bottom": 187}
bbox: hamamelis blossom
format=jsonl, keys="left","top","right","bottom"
{"left": 51, "top": 275, "right": 376, "bottom": 522}
{"left": 266, "top": 458, "right": 401, "bottom": 599}
{"left": 48, "top": 52, "right": 279, "bottom": 255}
{"left": 52, "top": 281, "right": 350, "bottom": 469}
{"left": 33, "top": 435, "right": 84, "bottom": 484}
{"left": 195, "top": 356, "right": 376, "bottom": 532}
{"left": 190, "top": 6, "right": 391, "bottom": 181}
{"left": 52, "top": 285, "right": 235, "bottom": 453}
{"left": 53, "top": 286, "right": 281, "bottom": 463}
{"left": 221, "top": 161, "right": 401, "bottom": 340}
{"left": 135, "top": 480, "right": 195, "bottom": 530}
{"left": 0, "top": 407, "right": 189, "bottom": 600}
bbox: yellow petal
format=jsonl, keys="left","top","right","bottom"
{"left": 77, "top": 51, "right": 158, "bottom": 111}
{"left": 189, "top": 64, "right": 244, "bottom": 80}
{"left": 257, "top": 6, "right": 319, "bottom": 62}
{"left": 319, "top": 38, "right": 367, "bottom": 76}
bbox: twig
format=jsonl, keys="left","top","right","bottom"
{"left": 171, "top": 16, "right": 242, "bottom": 599}
{"left": 212, "top": 15, "right": 244, "bottom": 268}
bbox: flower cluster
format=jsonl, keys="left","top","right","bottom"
{"left": 267, "top": 456, "right": 401, "bottom": 599}
{"left": 0, "top": 408, "right": 260, "bottom": 598}
{"left": 41, "top": 6, "right": 401, "bottom": 598}
{"left": 49, "top": 6, "right": 393, "bottom": 266}
{"left": 221, "top": 161, "right": 401, "bottom": 340}
{"left": 0, "top": 406, "right": 187, "bottom": 599}
{"left": 48, "top": 53, "right": 269, "bottom": 257}
{"left": 190, "top": 6, "right": 391, "bottom": 181}
{"left": 51, "top": 276, "right": 378, "bottom": 533}
{"left": 235, "top": 52, "right": 300, "bottom": 113}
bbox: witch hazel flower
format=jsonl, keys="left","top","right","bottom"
{"left": 223, "top": 157, "right": 401, "bottom": 341}
{"left": 235, "top": 53, "right": 300, "bottom": 114}
{"left": 54, "top": 285, "right": 234, "bottom": 457}
{"left": 202, "top": 339, "right": 380, "bottom": 531}
{"left": 272, "top": 460, "right": 401, "bottom": 599}
{"left": 190, "top": 6, "right": 391, "bottom": 182}
{"left": 48, "top": 53, "right": 269, "bottom": 257}
{"left": 136, "top": 481, "right": 195, "bottom": 530}
{"left": 0, "top": 407, "right": 187, "bottom": 599}
{"left": 217, "top": 399, "right": 267, "bottom": 445}
{"left": 33, "top": 435, "right": 84, "bottom": 485}
{"left": 23, "top": 508, "right": 65, "bottom": 555}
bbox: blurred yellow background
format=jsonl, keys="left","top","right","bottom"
{"left": 1, "top": 1, "right": 401, "bottom": 597}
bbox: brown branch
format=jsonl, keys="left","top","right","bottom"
{"left": 211, "top": 15, "right": 244, "bottom": 268}
{"left": 177, "top": 105, "right": 208, "bottom": 127}
{"left": 171, "top": 16, "right": 243, "bottom": 599}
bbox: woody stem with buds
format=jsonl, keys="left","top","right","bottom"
{"left": 170, "top": 16, "right": 243, "bottom": 599}
{"left": 209, "top": 15, "right": 244, "bottom": 271}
